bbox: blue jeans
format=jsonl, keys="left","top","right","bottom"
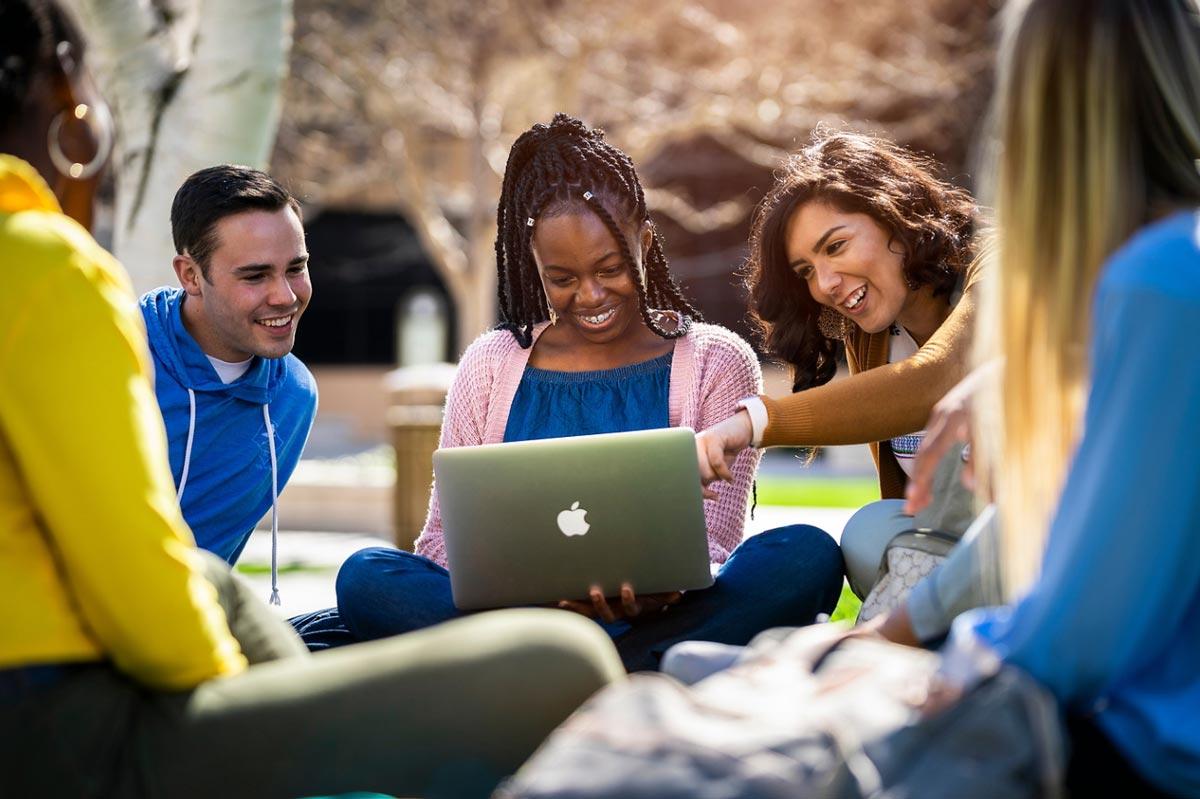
{"left": 293, "top": 524, "right": 844, "bottom": 671}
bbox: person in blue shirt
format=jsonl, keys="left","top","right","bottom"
{"left": 140, "top": 166, "right": 317, "bottom": 602}
{"left": 907, "top": 1, "right": 1200, "bottom": 796}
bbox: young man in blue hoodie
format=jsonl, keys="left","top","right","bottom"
{"left": 140, "top": 166, "right": 317, "bottom": 601}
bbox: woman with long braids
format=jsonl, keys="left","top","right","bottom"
{"left": 306, "top": 114, "right": 843, "bottom": 671}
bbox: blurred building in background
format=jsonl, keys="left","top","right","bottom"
{"left": 271, "top": 0, "right": 997, "bottom": 367}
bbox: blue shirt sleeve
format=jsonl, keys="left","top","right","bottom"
{"left": 972, "top": 272, "right": 1200, "bottom": 707}
{"left": 907, "top": 505, "right": 1002, "bottom": 643}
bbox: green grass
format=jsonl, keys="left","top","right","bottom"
{"left": 828, "top": 582, "right": 862, "bottom": 624}
{"left": 752, "top": 475, "right": 870, "bottom": 624}
{"left": 235, "top": 562, "right": 334, "bottom": 576}
{"left": 755, "top": 475, "right": 879, "bottom": 508}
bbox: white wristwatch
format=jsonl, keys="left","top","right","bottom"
{"left": 735, "top": 396, "right": 768, "bottom": 448}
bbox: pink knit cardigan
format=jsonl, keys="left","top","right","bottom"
{"left": 414, "top": 321, "right": 763, "bottom": 567}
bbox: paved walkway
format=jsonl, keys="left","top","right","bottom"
{"left": 237, "top": 505, "right": 857, "bottom": 617}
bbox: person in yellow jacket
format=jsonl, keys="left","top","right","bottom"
{"left": 0, "top": 3, "right": 621, "bottom": 797}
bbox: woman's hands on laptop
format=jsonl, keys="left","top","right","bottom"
{"left": 695, "top": 409, "right": 754, "bottom": 500}
{"left": 558, "top": 582, "right": 683, "bottom": 622}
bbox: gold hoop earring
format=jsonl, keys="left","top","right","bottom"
{"left": 48, "top": 103, "right": 114, "bottom": 180}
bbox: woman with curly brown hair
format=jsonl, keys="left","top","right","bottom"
{"left": 693, "top": 129, "right": 982, "bottom": 619}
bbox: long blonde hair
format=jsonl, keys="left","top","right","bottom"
{"left": 980, "top": 0, "right": 1200, "bottom": 593}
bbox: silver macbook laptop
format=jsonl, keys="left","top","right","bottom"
{"left": 434, "top": 427, "right": 714, "bottom": 610}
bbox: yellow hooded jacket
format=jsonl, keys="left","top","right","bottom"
{"left": 0, "top": 155, "right": 245, "bottom": 689}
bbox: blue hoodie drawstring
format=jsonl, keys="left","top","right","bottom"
{"left": 179, "top": 393, "right": 281, "bottom": 606}
{"left": 176, "top": 389, "right": 196, "bottom": 503}
{"left": 143, "top": 289, "right": 303, "bottom": 590}
{"left": 263, "top": 404, "right": 281, "bottom": 606}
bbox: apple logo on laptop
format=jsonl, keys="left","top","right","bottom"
{"left": 557, "top": 501, "right": 590, "bottom": 537}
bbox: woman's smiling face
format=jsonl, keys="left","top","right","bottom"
{"left": 784, "top": 200, "right": 910, "bottom": 335}
{"left": 531, "top": 207, "right": 649, "bottom": 347}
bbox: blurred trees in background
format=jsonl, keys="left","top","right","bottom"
{"left": 68, "top": 0, "right": 291, "bottom": 291}
{"left": 274, "top": 0, "right": 996, "bottom": 349}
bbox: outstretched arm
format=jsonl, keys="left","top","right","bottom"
{"left": 762, "top": 264, "right": 982, "bottom": 448}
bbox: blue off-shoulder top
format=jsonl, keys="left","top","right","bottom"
{"left": 503, "top": 351, "right": 673, "bottom": 443}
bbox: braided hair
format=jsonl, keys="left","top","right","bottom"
{"left": 494, "top": 113, "right": 702, "bottom": 348}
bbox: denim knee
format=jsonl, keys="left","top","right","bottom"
{"left": 335, "top": 547, "right": 444, "bottom": 601}
{"left": 735, "top": 524, "right": 844, "bottom": 608}
{"left": 745, "top": 524, "right": 841, "bottom": 566}
{"left": 335, "top": 547, "right": 457, "bottom": 640}
{"left": 336, "top": 547, "right": 380, "bottom": 605}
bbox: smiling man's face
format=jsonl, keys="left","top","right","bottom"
{"left": 178, "top": 206, "right": 311, "bottom": 362}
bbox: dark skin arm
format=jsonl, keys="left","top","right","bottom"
{"left": 558, "top": 582, "right": 683, "bottom": 623}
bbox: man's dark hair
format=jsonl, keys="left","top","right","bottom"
{"left": 171, "top": 165, "right": 302, "bottom": 279}
{"left": 494, "top": 113, "right": 702, "bottom": 348}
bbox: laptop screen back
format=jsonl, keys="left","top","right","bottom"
{"left": 434, "top": 427, "right": 713, "bottom": 609}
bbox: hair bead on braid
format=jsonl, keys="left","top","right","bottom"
{"left": 493, "top": 113, "right": 703, "bottom": 348}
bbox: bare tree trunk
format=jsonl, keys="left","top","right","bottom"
{"left": 462, "top": 48, "right": 498, "bottom": 351}
{"left": 67, "top": 0, "right": 291, "bottom": 292}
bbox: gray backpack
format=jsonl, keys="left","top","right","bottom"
{"left": 858, "top": 529, "right": 960, "bottom": 624}
{"left": 497, "top": 624, "right": 1064, "bottom": 799}
{"left": 858, "top": 443, "right": 977, "bottom": 623}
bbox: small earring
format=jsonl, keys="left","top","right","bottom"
{"left": 546, "top": 297, "right": 558, "bottom": 326}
